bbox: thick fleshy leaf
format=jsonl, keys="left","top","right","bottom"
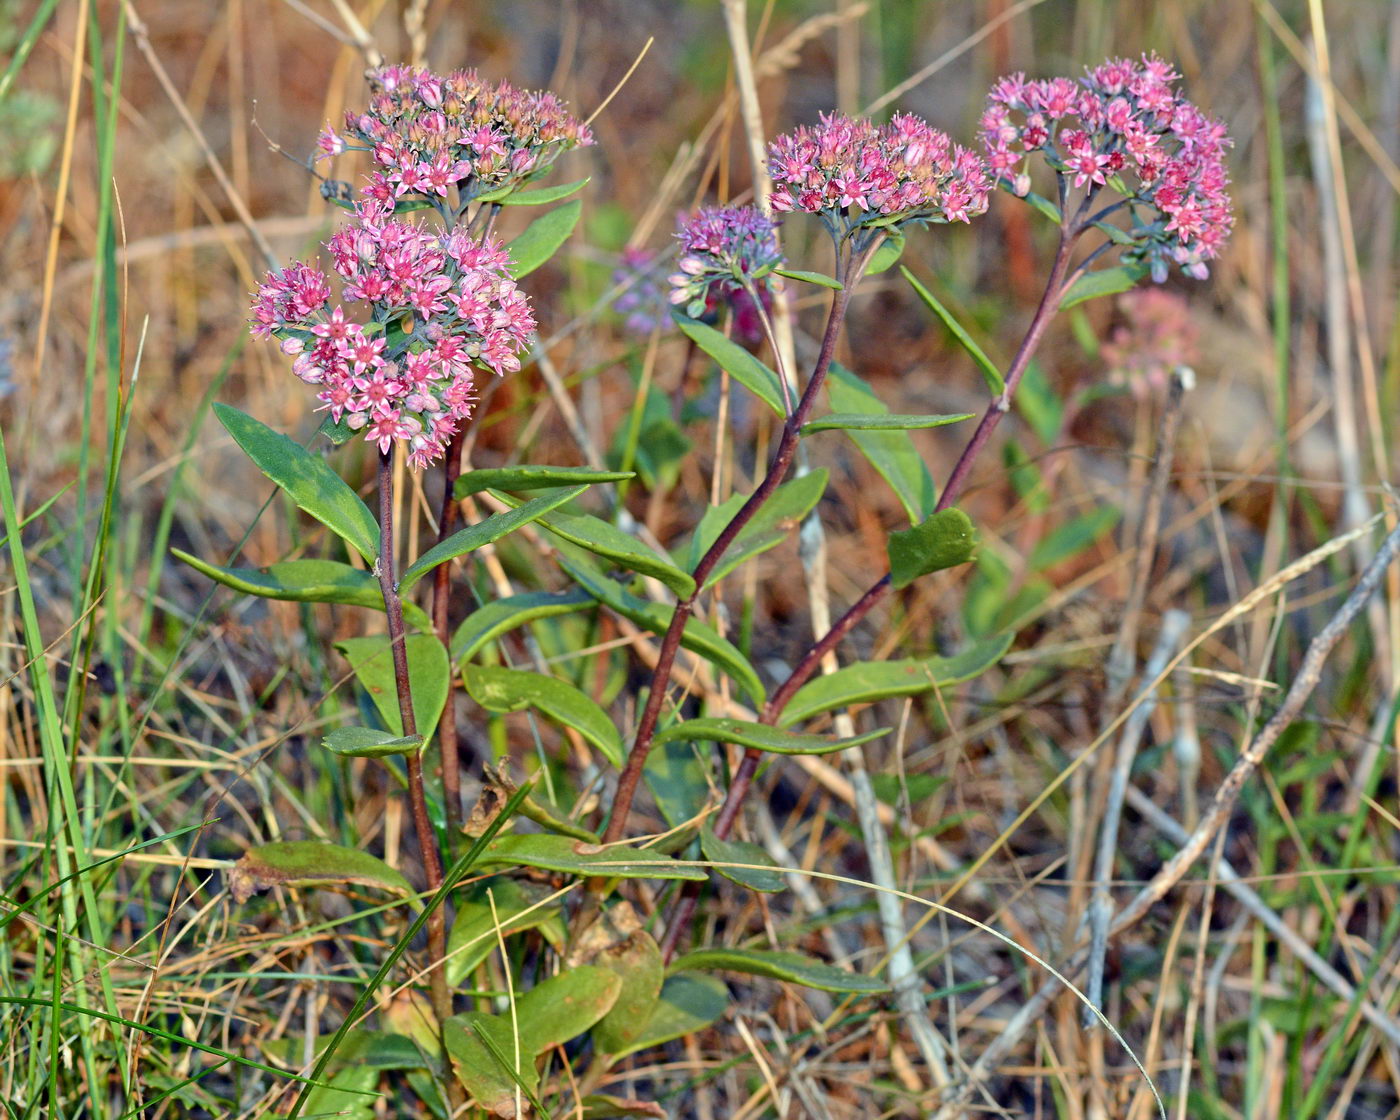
{"left": 700, "top": 823, "right": 784, "bottom": 893}
{"left": 901, "top": 267, "right": 1005, "bottom": 394}
{"left": 611, "top": 971, "right": 729, "bottom": 1057}
{"left": 863, "top": 228, "right": 905, "bottom": 275}
{"left": 800, "top": 412, "right": 973, "bottom": 434}
{"left": 462, "top": 665, "right": 624, "bottom": 768}
{"left": 827, "top": 364, "right": 936, "bottom": 524}
{"left": 653, "top": 717, "right": 889, "bottom": 756}
{"left": 508, "top": 498, "right": 695, "bottom": 598}
{"left": 497, "top": 177, "right": 590, "bottom": 206}
{"left": 669, "top": 948, "right": 888, "bottom": 994}
{"left": 773, "top": 267, "right": 842, "bottom": 290}
{"left": 455, "top": 465, "right": 633, "bottom": 498}
{"left": 446, "top": 878, "right": 565, "bottom": 988}
{"left": 561, "top": 559, "right": 764, "bottom": 706}
{"left": 515, "top": 967, "right": 622, "bottom": 1054}
{"left": 214, "top": 403, "right": 379, "bottom": 563}
{"left": 1021, "top": 188, "right": 1063, "bottom": 224}
{"left": 887, "top": 507, "right": 978, "bottom": 589}
{"left": 443, "top": 1012, "right": 537, "bottom": 1114}
{"left": 673, "top": 313, "right": 785, "bottom": 417}
{"left": 507, "top": 199, "right": 582, "bottom": 279}
{"left": 400, "top": 486, "right": 587, "bottom": 591}
{"left": 335, "top": 633, "right": 450, "bottom": 738}
{"left": 451, "top": 588, "right": 595, "bottom": 662}
{"left": 589, "top": 928, "right": 665, "bottom": 1055}
{"left": 474, "top": 833, "right": 707, "bottom": 881}
{"left": 172, "top": 551, "right": 385, "bottom": 611}
{"left": 1059, "top": 261, "right": 1148, "bottom": 310}
{"left": 778, "top": 632, "right": 1012, "bottom": 727}
{"left": 322, "top": 727, "right": 424, "bottom": 759}
{"left": 685, "top": 469, "right": 828, "bottom": 590}
{"left": 228, "top": 841, "right": 412, "bottom": 904}
{"left": 642, "top": 738, "right": 710, "bottom": 830}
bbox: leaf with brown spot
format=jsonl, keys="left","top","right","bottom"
{"left": 227, "top": 841, "right": 412, "bottom": 904}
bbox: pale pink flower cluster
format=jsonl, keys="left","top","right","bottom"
{"left": 667, "top": 206, "right": 783, "bottom": 326}
{"left": 981, "top": 54, "right": 1232, "bottom": 280}
{"left": 611, "top": 247, "right": 671, "bottom": 336}
{"left": 319, "top": 64, "right": 593, "bottom": 209}
{"left": 249, "top": 204, "right": 535, "bottom": 467}
{"left": 768, "top": 112, "right": 992, "bottom": 238}
{"left": 1102, "top": 288, "right": 1199, "bottom": 398}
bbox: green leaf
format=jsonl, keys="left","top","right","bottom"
{"left": 561, "top": 558, "right": 765, "bottom": 705}
{"left": 443, "top": 1012, "right": 537, "bottom": 1113}
{"left": 214, "top": 403, "right": 379, "bottom": 564}
{"left": 446, "top": 878, "right": 565, "bottom": 988}
{"left": 171, "top": 550, "right": 384, "bottom": 610}
{"left": 673, "top": 313, "right": 786, "bottom": 417}
{"left": 497, "top": 176, "right": 590, "bottom": 206}
{"left": 901, "top": 267, "right": 1005, "bottom": 395}
{"left": 1092, "top": 219, "right": 1138, "bottom": 246}
{"left": 228, "top": 841, "right": 412, "bottom": 904}
{"left": 611, "top": 971, "right": 729, "bottom": 1057}
{"left": 826, "top": 364, "right": 936, "bottom": 523}
{"left": 1022, "top": 189, "right": 1062, "bottom": 224}
{"left": 1058, "top": 261, "right": 1148, "bottom": 310}
{"left": 451, "top": 588, "right": 595, "bottom": 662}
{"left": 507, "top": 198, "right": 582, "bottom": 279}
{"left": 773, "top": 267, "right": 842, "bottom": 289}
{"left": 669, "top": 948, "right": 888, "bottom": 994}
{"left": 262, "top": 1030, "right": 429, "bottom": 1073}
{"left": 1029, "top": 505, "right": 1120, "bottom": 571}
{"left": 643, "top": 738, "right": 709, "bottom": 830}
{"left": 515, "top": 966, "right": 622, "bottom": 1054}
{"left": 474, "top": 833, "right": 707, "bottom": 881}
{"left": 335, "top": 633, "right": 451, "bottom": 738}
{"left": 686, "top": 469, "right": 828, "bottom": 590}
{"left": 653, "top": 717, "right": 889, "bottom": 756}
{"left": 590, "top": 927, "right": 665, "bottom": 1055}
{"left": 462, "top": 664, "right": 624, "bottom": 768}
{"left": 700, "top": 822, "right": 784, "bottom": 893}
{"left": 322, "top": 727, "right": 424, "bottom": 759}
{"left": 504, "top": 496, "right": 695, "bottom": 598}
{"left": 301, "top": 1064, "right": 379, "bottom": 1120}
{"left": 1016, "top": 360, "right": 1063, "bottom": 445}
{"left": 887, "top": 507, "right": 978, "bottom": 589}
{"left": 578, "top": 1096, "right": 667, "bottom": 1119}
{"left": 779, "top": 632, "right": 1012, "bottom": 727}
{"left": 454, "top": 465, "right": 633, "bottom": 498}
{"left": 863, "top": 228, "right": 905, "bottom": 275}
{"left": 400, "top": 486, "right": 588, "bottom": 591}
{"left": 800, "top": 412, "right": 973, "bottom": 434}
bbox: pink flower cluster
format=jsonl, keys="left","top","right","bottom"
{"left": 768, "top": 112, "right": 992, "bottom": 237}
{"left": 249, "top": 205, "right": 535, "bottom": 467}
{"left": 1102, "top": 288, "right": 1199, "bottom": 398}
{"left": 667, "top": 206, "right": 783, "bottom": 324}
{"left": 981, "top": 54, "right": 1233, "bottom": 280}
{"left": 611, "top": 247, "right": 671, "bottom": 336}
{"left": 320, "top": 64, "right": 593, "bottom": 210}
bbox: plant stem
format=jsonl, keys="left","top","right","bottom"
{"left": 602, "top": 253, "right": 860, "bottom": 845}
{"left": 375, "top": 450, "right": 453, "bottom": 1029}
{"left": 431, "top": 428, "right": 466, "bottom": 835}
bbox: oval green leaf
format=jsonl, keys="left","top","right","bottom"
{"left": 446, "top": 878, "right": 565, "bottom": 988}
{"left": 507, "top": 198, "right": 582, "bottom": 279}
{"left": 497, "top": 176, "right": 590, "bottom": 206}
{"left": 335, "top": 633, "right": 451, "bottom": 739}
{"left": 172, "top": 550, "right": 383, "bottom": 609}
{"left": 611, "top": 971, "right": 729, "bottom": 1057}
{"left": 451, "top": 588, "right": 595, "bottom": 662}
{"left": 228, "top": 840, "right": 412, "bottom": 904}
{"left": 400, "top": 485, "right": 588, "bottom": 592}
{"left": 887, "top": 507, "right": 978, "bottom": 589}
{"left": 214, "top": 403, "right": 379, "bottom": 563}
{"left": 863, "top": 228, "right": 905, "bottom": 275}
{"left": 772, "top": 267, "right": 842, "bottom": 290}
{"left": 686, "top": 469, "right": 828, "bottom": 590}
{"left": 827, "top": 364, "right": 936, "bottom": 524}
{"left": 901, "top": 267, "right": 1005, "bottom": 395}
{"left": 462, "top": 664, "right": 624, "bottom": 768}
{"left": 673, "top": 313, "right": 785, "bottom": 417}
{"left": 515, "top": 966, "right": 622, "bottom": 1054}
{"left": 653, "top": 716, "right": 889, "bottom": 756}
{"left": 700, "top": 822, "right": 784, "bottom": 893}
{"left": 800, "top": 412, "right": 973, "bottom": 434}
{"left": 669, "top": 947, "right": 888, "bottom": 994}
{"left": 589, "top": 928, "right": 665, "bottom": 1055}
{"left": 455, "top": 465, "right": 634, "bottom": 498}
{"left": 778, "top": 631, "right": 1012, "bottom": 727}
{"left": 1059, "top": 261, "right": 1148, "bottom": 310}
{"left": 443, "top": 1013, "right": 537, "bottom": 1113}
{"left": 322, "top": 727, "right": 424, "bottom": 759}
{"left": 474, "top": 833, "right": 707, "bottom": 881}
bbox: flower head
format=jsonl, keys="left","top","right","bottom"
{"left": 768, "top": 111, "right": 991, "bottom": 243}
{"left": 336, "top": 64, "right": 593, "bottom": 209}
{"left": 667, "top": 206, "right": 783, "bottom": 324}
{"left": 1101, "top": 288, "right": 1198, "bottom": 397}
{"left": 981, "top": 54, "right": 1233, "bottom": 280}
{"left": 248, "top": 207, "right": 535, "bottom": 468}
{"left": 611, "top": 247, "right": 671, "bottom": 336}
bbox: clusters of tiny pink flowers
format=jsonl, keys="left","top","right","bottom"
{"left": 249, "top": 206, "right": 535, "bottom": 467}
{"left": 768, "top": 112, "right": 992, "bottom": 241}
{"left": 1101, "top": 288, "right": 1199, "bottom": 398}
{"left": 611, "top": 247, "right": 671, "bottom": 336}
{"left": 667, "top": 206, "right": 783, "bottom": 325}
{"left": 981, "top": 54, "right": 1232, "bottom": 280}
{"left": 319, "top": 64, "right": 593, "bottom": 210}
